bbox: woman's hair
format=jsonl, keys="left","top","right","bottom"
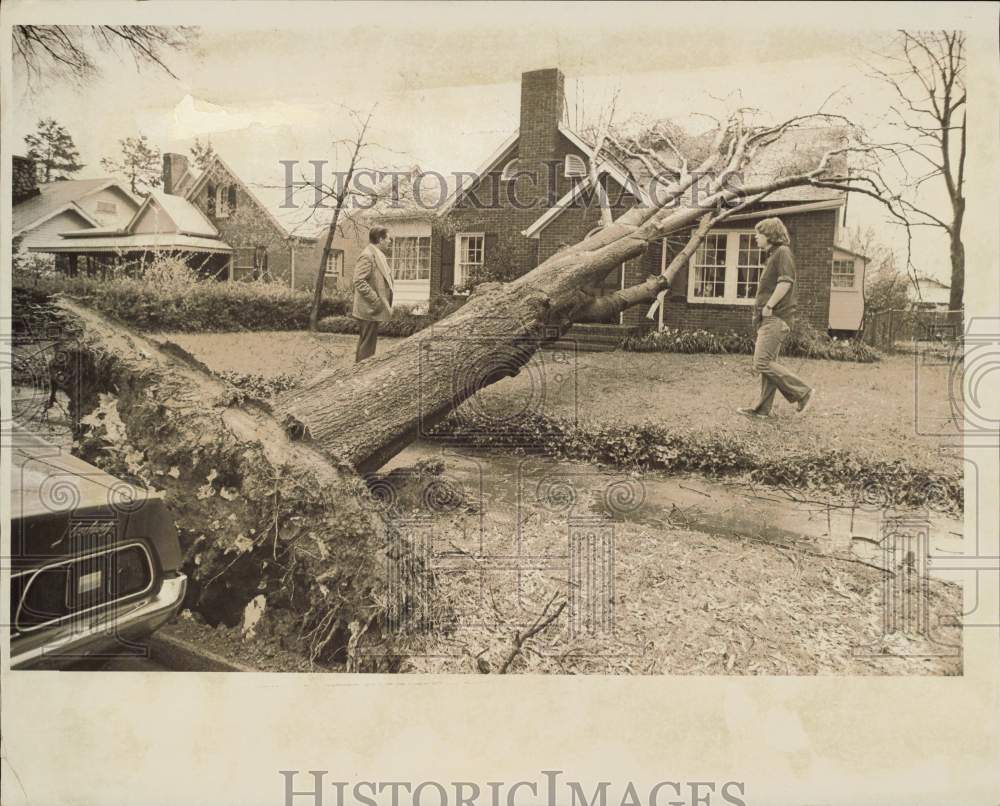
{"left": 754, "top": 217, "right": 790, "bottom": 247}
{"left": 369, "top": 225, "right": 389, "bottom": 244}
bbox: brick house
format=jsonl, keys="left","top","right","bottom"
{"left": 172, "top": 153, "right": 319, "bottom": 283}
{"left": 338, "top": 67, "right": 866, "bottom": 334}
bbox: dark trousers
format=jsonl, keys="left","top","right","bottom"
{"left": 355, "top": 319, "right": 380, "bottom": 363}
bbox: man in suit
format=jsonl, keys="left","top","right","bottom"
{"left": 352, "top": 225, "right": 394, "bottom": 362}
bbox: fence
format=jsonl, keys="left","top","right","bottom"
{"left": 862, "top": 308, "right": 963, "bottom": 352}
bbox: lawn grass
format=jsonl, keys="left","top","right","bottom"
{"left": 159, "top": 331, "right": 961, "bottom": 477}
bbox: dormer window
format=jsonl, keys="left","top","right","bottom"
{"left": 215, "top": 185, "right": 229, "bottom": 218}
{"left": 564, "top": 154, "right": 587, "bottom": 178}
{"left": 213, "top": 184, "right": 237, "bottom": 218}
{"left": 500, "top": 159, "right": 520, "bottom": 182}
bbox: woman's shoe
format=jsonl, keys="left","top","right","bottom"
{"left": 797, "top": 388, "right": 816, "bottom": 415}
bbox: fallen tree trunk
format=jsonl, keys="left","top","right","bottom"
{"left": 50, "top": 298, "right": 414, "bottom": 667}
{"left": 276, "top": 192, "right": 724, "bottom": 472}
{"left": 276, "top": 109, "right": 872, "bottom": 472}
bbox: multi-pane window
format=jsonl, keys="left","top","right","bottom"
{"left": 736, "top": 233, "right": 766, "bottom": 299}
{"left": 232, "top": 248, "right": 255, "bottom": 281}
{"left": 455, "top": 233, "right": 485, "bottom": 289}
{"left": 685, "top": 230, "right": 768, "bottom": 304}
{"left": 390, "top": 236, "right": 431, "bottom": 280}
{"left": 96, "top": 201, "right": 117, "bottom": 214}
{"left": 691, "top": 233, "right": 727, "bottom": 299}
{"left": 325, "top": 250, "right": 343, "bottom": 279}
{"left": 831, "top": 259, "right": 856, "bottom": 288}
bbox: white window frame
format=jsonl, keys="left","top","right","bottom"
{"left": 96, "top": 201, "right": 117, "bottom": 215}
{"left": 232, "top": 247, "right": 255, "bottom": 280}
{"left": 216, "top": 185, "right": 229, "bottom": 218}
{"left": 831, "top": 258, "right": 857, "bottom": 290}
{"left": 389, "top": 235, "right": 431, "bottom": 280}
{"left": 682, "top": 230, "right": 765, "bottom": 305}
{"left": 324, "top": 250, "right": 343, "bottom": 281}
{"left": 454, "top": 232, "right": 485, "bottom": 290}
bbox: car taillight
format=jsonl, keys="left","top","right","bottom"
{"left": 12, "top": 543, "right": 156, "bottom": 633}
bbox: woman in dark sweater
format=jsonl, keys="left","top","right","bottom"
{"left": 737, "top": 217, "right": 815, "bottom": 418}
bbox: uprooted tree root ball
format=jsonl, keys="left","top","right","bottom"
{"left": 48, "top": 298, "right": 437, "bottom": 669}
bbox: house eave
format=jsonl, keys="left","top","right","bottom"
{"left": 719, "top": 197, "right": 846, "bottom": 221}
{"left": 437, "top": 129, "right": 520, "bottom": 217}
{"left": 521, "top": 161, "right": 653, "bottom": 240}
{"left": 15, "top": 201, "right": 101, "bottom": 236}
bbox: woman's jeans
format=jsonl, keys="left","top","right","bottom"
{"left": 751, "top": 316, "right": 811, "bottom": 415}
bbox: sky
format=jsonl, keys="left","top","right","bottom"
{"left": 9, "top": 11, "right": 963, "bottom": 281}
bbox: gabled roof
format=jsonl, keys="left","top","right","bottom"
{"left": 13, "top": 178, "right": 138, "bottom": 235}
{"left": 437, "top": 130, "right": 519, "bottom": 216}
{"left": 832, "top": 244, "right": 871, "bottom": 263}
{"left": 522, "top": 161, "right": 654, "bottom": 239}
{"left": 915, "top": 275, "right": 949, "bottom": 289}
{"left": 132, "top": 191, "right": 219, "bottom": 237}
{"left": 437, "top": 123, "right": 642, "bottom": 222}
{"left": 184, "top": 153, "right": 316, "bottom": 242}
{"left": 34, "top": 189, "right": 227, "bottom": 255}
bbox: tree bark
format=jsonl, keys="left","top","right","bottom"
{"left": 277, "top": 200, "right": 716, "bottom": 473}
{"left": 308, "top": 206, "right": 342, "bottom": 331}
{"left": 947, "top": 211, "right": 965, "bottom": 325}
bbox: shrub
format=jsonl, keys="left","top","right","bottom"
{"left": 428, "top": 412, "right": 961, "bottom": 514}
{"left": 622, "top": 322, "right": 881, "bottom": 363}
{"left": 12, "top": 261, "right": 351, "bottom": 332}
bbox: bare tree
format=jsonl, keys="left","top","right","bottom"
{"left": 279, "top": 106, "right": 414, "bottom": 330}
{"left": 301, "top": 107, "right": 377, "bottom": 331}
{"left": 13, "top": 25, "right": 196, "bottom": 86}
{"left": 866, "top": 30, "right": 966, "bottom": 318}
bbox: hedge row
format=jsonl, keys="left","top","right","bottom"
{"left": 621, "top": 324, "right": 882, "bottom": 363}
{"left": 428, "top": 411, "right": 961, "bottom": 514}
{"left": 14, "top": 271, "right": 350, "bottom": 332}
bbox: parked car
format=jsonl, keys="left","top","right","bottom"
{"left": 9, "top": 427, "right": 187, "bottom": 669}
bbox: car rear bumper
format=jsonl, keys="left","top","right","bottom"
{"left": 10, "top": 573, "right": 188, "bottom": 670}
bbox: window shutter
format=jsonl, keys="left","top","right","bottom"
{"left": 483, "top": 233, "right": 498, "bottom": 273}
{"left": 228, "top": 185, "right": 238, "bottom": 211}
{"left": 440, "top": 235, "right": 454, "bottom": 292}
{"left": 207, "top": 183, "right": 216, "bottom": 216}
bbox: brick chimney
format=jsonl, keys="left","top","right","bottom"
{"left": 13, "top": 155, "right": 39, "bottom": 204}
{"left": 162, "top": 152, "right": 190, "bottom": 195}
{"left": 517, "top": 68, "right": 565, "bottom": 207}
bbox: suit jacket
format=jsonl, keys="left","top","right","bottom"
{"left": 351, "top": 244, "right": 394, "bottom": 322}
